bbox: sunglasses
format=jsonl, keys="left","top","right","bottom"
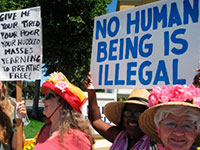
{"left": 123, "top": 111, "right": 142, "bottom": 119}
{"left": 161, "top": 119, "right": 197, "bottom": 132}
{"left": 44, "top": 93, "right": 56, "bottom": 100}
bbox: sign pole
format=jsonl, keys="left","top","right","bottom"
{"left": 16, "top": 80, "right": 23, "bottom": 150}
{"left": 0, "top": 7, "right": 41, "bottom": 149}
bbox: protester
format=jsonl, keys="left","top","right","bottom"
{"left": 139, "top": 84, "right": 200, "bottom": 150}
{"left": 84, "top": 72, "right": 151, "bottom": 149}
{"left": 0, "top": 81, "right": 26, "bottom": 150}
{"left": 34, "top": 72, "right": 94, "bottom": 150}
{"left": 193, "top": 68, "right": 200, "bottom": 88}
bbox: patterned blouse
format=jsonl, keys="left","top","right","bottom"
{"left": 110, "top": 130, "right": 198, "bottom": 150}
{"left": 110, "top": 130, "right": 151, "bottom": 150}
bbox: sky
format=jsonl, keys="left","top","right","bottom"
{"left": 40, "top": 0, "right": 117, "bottom": 86}
{"left": 107, "top": 0, "right": 117, "bottom": 13}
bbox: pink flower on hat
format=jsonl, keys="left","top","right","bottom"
{"left": 193, "top": 97, "right": 200, "bottom": 107}
{"left": 148, "top": 84, "right": 200, "bottom": 107}
{"left": 148, "top": 93, "right": 159, "bottom": 107}
{"left": 55, "top": 81, "right": 68, "bottom": 93}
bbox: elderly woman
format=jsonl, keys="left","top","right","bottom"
{"left": 139, "top": 84, "right": 200, "bottom": 150}
{"left": 34, "top": 72, "right": 94, "bottom": 150}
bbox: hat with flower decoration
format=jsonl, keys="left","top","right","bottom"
{"left": 42, "top": 72, "right": 87, "bottom": 113}
{"left": 139, "top": 84, "right": 200, "bottom": 146}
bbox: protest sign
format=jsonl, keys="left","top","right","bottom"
{"left": 91, "top": 0, "right": 200, "bottom": 89}
{"left": 0, "top": 6, "right": 42, "bottom": 80}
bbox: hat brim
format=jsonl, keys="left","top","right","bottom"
{"left": 139, "top": 101, "right": 200, "bottom": 146}
{"left": 42, "top": 82, "right": 87, "bottom": 113}
{"left": 104, "top": 100, "right": 148, "bottom": 125}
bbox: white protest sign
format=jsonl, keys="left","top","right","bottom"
{"left": 82, "top": 100, "right": 112, "bottom": 124}
{"left": 81, "top": 92, "right": 114, "bottom": 137}
{"left": 91, "top": 0, "right": 200, "bottom": 89}
{"left": 0, "top": 6, "right": 42, "bottom": 81}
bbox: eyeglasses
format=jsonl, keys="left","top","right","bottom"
{"left": 123, "top": 111, "right": 142, "bottom": 119}
{"left": 44, "top": 93, "right": 56, "bottom": 100}
{"left": 161, "top": 119, "right": 197, "bottom": 132}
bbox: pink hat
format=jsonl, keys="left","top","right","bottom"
{"left": 139, "top": 84, "right": 200, "bottom": 146}
{"left": 42, "top": 72, "right": 87, "bottom": 113}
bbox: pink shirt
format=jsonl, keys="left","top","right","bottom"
{"left": 34, "top": 124, "right": 91, "bottom": 150}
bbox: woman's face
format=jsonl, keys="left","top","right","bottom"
{"left": 123, "top": 104, "right": 146, "bottom": 138}
{"left": 42, "top": 89, "right": 61, "bottom": 118}
{"left": 159, "top": 113, "right": 198, "bottom": 150}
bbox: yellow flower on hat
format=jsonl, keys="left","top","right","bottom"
{"left": 47, "top": 72, "right": 67, "bottom": 84}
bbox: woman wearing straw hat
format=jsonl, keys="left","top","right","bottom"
{"left": 84, "top": 73, "right": 151, "bottom": 150}
{"left": 34, "top": 72, "right": 94, "bottom": 150}
{"left": 139, "top": 84, "right": 200, "bottom": 150}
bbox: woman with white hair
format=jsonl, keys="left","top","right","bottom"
{"left": 139, "top": 84, "right": 200, "bottom": 150}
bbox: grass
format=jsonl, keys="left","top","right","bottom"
{"left": 23, "top": 119, "right": 44, "bottom": 139}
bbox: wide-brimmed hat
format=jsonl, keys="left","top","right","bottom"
{"left": 104, "top": 89, "right": 150, "bottom": 125}
{"left": 42, "top": 72, "right": 87, "bottom": 113}
{"left": 139, "top": 84, "right": 200, "bottom": 146}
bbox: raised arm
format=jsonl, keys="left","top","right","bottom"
{"left": 84, "top": 73, "right": 120, "bottom": 142}
{"left": 193, "top": 68, "right": 200, "bottom": 87}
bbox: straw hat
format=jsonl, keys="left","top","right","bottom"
{"left": 104, "top": 89, "right": 150, "bottom": 125}
{"left": 139, "top": 84, "right": 200, "bottom": 146}
{"left": 42, "top": 72, "right": 87, "bottom": 113}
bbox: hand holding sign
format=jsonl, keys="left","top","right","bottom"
{"left": 0, "top": 7, "right": 42, "bottom": 150}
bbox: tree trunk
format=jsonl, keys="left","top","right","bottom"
{"left": 31, "top": 80, "right": 40, "bottom": 118}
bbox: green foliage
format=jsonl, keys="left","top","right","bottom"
{"left": 5, "top": 81, "right": 16, "bottom": 97}
{"left": 0, "top": 0, "right": 111, "bottom": 90}
{"left": 41, "top": 0, "right": 111, "bottom": 89}
{"left": 117, "top": 97, "right": 127, "bottom": 102}
{"left": 5, "top": 81, "right": 43, "bottom": 99}
{"left": 0, "top": 0, "right": 40, "bottom": 11}
{"left": 23, "top": 119, "right": 44, "bottom": 138}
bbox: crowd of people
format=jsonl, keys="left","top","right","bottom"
{"left": 1, "top": 70, "right": 200, "bottom": 150}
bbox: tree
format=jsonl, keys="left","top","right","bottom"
{"left": 31, "top": 80, "right": 41, "bottom": 118}
{"left": 41, "top": 0, "right": 111, "bottom": 89}
{"left": 0, "top": 0, "right": 111, "bottom": 117}
{"left": 0, "top": 0, "right": 111, "bottom": 88}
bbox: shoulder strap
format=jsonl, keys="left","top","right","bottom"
{"left": 36, "top": 123, "right": 49, "bottom": 142}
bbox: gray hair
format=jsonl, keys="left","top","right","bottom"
{"left": 154, "top": 105, "right": 200, "bottom": 133}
